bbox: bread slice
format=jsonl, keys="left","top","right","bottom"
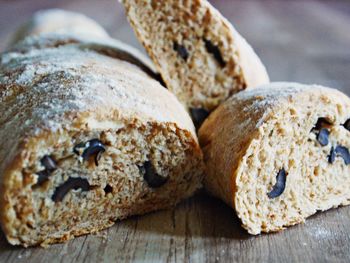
{"left": 120, "top": 0, "right": 269, "bottom": 125}
{"left": 199, "top": 83, "right": 350, "bottom": 234}
{"left": 0, "top": 35, "right": 203, "bottom": 247}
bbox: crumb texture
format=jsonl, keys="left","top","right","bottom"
{"left": 121, "top": 0, "right": 269, "bottom": 111}
{"left": 199, "top": 82, "right": 350, "bottom": 234}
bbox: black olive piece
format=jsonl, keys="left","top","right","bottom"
{"left": 267, "top": 168, "right": 287, "bottom": 199}
{"left": 173, "top": 42, "right": 189, "bottom": 61}
{"left": 104, "top": 184, "right": 113, "bottom": 194}
{"left": 41, "top": 155, "right": 57, "bottom": 171}
{"left": 335, "top": 145, "right": 350, "bottom": 165}
{"left": 52, "top": 177, "right": 90, "bottom": 202}
{"left": 343, "top": 119, "right": 350, "bottom": 131}
{"left": 190, "top": 108, "right": 210, "bottom": 130}
{"left": 313, "top": 117, "right": 332, "bottom": 131}
{"left": 36, "top": 170, "right": 50, "bottom": 185}
{"left": 140, "top": 161, "right": 168, "bottom": 188}
{"left": 328, "top": 147, "right": 336, "bottom": 164}
{"left": 317, "top": 128, "right": 330, "bottom": 146}
{"left": 91, "top": 147, "right": 105, "bottom": 166}
{"left": 203, "top": 39, "right": 226, "bottom": 67}
{"left": 74, "top": 139, "right": 106, "bottom": 166}
{"left": 35, "top": 155, "right": 57, "bottom": 185}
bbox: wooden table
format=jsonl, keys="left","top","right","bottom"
{"left": 1, "top": 0, "right": 350, "bottom": 262}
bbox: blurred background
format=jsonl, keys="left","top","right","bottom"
{"left": 0, "top": 0, "right": 349, "bottom": 94}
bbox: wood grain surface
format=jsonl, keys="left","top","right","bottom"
{"left": 0, "top": 0, "right": 350, "bottom": 262}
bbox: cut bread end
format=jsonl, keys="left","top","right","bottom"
{"left": 1, "top": 118, "right": 203, "bottom": 246}
{"left": 234, "top": 88, "right": 350, "bottom": 234}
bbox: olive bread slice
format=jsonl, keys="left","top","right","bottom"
{"left": 199, "top": 83, "right": 350, "bottom": 234}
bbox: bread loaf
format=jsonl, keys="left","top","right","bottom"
{"left": 0, "top": 33, "right": 203, "bottom": 246}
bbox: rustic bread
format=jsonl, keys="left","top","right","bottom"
{"left": 10, "top": 9, "right": 109, "bottom": 45}
{"left": 120, "top": 0, "right": 269, "bottom": 127}
{"left": 0, "top": 34, "right": 203, "bottom": 247}
{"left": 199, "top": 82, "right": 350, "bottom": 234}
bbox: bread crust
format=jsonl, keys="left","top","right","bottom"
{"left": 9, "top": 9, "right": 110, "bottom": 46}
{"left": 11, "top": 33, "right": 158, "bottom": 79}
{"left": 9, "top": 8, "right": 158, "bottom": 78}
